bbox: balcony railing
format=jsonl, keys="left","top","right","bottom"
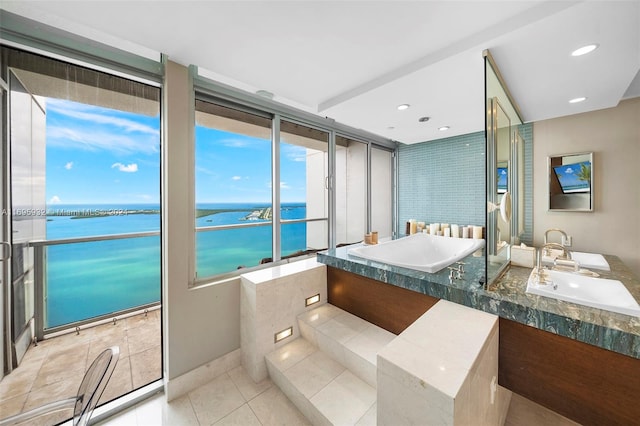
{"left": 30, "top": 216, "right": 327, "bottom": 339}
{"left": 194, "top": 217, "right": 327, "bottom": 280}
{"left": 30, "top": 231, "right": 161, "bottom": 339}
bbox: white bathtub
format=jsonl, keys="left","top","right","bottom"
{"left": 347, "top": 233, "right": 485, "bottom": 273}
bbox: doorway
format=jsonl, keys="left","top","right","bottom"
{"left": 0, "top": 46, "right": 162, "bottom": 423}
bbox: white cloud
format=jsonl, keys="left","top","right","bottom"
{"left": 112, "top": 162, "right": 139, "bottom": 173}
{"left": 282, "top": 144, "right": 307, "bottom": 162}
{"left": 220, "top": 138, "right": 250, "bottom": 148}
{"left": 232, "top": 176, "right": 242, "bottom": 181}
{"left": 46, "top": 99, "right": 159, "bottom": 136}
{"left": 196, "top": 166, "right": 217, "bottom": 176}
{"left": 49, "top": 195, "right": 61, "bottom": 204}
{"left": 45, "top": 99, "right": 159, "bottom": 155}
{"left": 47, "top": 126, "right": 159, "bottom": 155}
{"left": 65, "top": 162, "right": 73, "bottom": 170}
{"left": 565, "top": 167, "right": 574, "bottom": 174}
{"left": 266, "top": 182, "right": 291, "bottom": 188}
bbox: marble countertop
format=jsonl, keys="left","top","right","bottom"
{"left": 317, "top": 245, "right": 640, "bottom": 359}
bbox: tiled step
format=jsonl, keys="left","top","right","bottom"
{"left": 266, "top": 337, "right": 377, "bottom": 426}
{"left": 265, "top": 304, "right": 396, "bottom": 425}
{"left": 297, "top": 304, "right": 396, "bottom": 388}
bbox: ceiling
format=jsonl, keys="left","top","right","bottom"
{"left": 2, "top": 1, "right": 639, "bottom": 145}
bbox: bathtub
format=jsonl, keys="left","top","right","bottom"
{"left": 347, "top": 233, "right": 485, "bottom": 273}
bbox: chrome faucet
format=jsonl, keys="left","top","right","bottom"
{"left": 535, "top": 242, "right": 574, "bottom": 284}
{"left": 538, "top": 242, "right": 572, "bottom": 264}
{"left": 537, "top": 242, "right": 570, "bottom": 270}
{"left": 544, "top": 228, "right": 569, "bottom": 245}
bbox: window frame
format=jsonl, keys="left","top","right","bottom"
{"left": 191, "top": 67, "right": 397, "bottom": 287}
{"left": 192, "top": 97, "right": 332, "bottom": 284}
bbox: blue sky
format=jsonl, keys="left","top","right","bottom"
{"left": 46, "top": 99, "right": 160, "bottom": 205}
{"left": 554, "top": 162, "right": 590, "bottom": 189}
{"left": 195, "top": 126, "right": 307, "bottom": 204}
{"left": 497, "top": 167, "right": 507, "bottom": 188}
{"left": 46, "top": 98, "right": 307, "bottom": 205}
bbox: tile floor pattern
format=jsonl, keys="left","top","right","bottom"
{"left": 97, "top": 366, "right": 309, "bottom": 426}
{"left": 0, "top": 307, "right": 581, "bottom": 426}
{"left": 0, "top": 310, "right": 161, "bottom": 426}
{"left": 99, "top": 365, "right": 581, "bottom": 426}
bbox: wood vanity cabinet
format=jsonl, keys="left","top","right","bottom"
{"left": 327, "top": 266, "right": 640, "bottom": 426}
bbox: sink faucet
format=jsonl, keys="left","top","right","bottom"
{"left": 535, "top": 242, "right": 571, "bottom": 285}
{"left": 537, "top": 242, "right": 572, "bottom": 271}
{"left": 544, "top": 228, "right": 568, "bottom": 245}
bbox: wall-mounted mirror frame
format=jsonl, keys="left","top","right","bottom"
{"left": 548, "top": 152, "right": 593, "bottom": 212}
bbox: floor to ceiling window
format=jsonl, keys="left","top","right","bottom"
{"left": 335, "top": 136, "right": 394, "bottom": 245}
{"left": 194, "top": 100, "right": 273, "bottom": 278}
{"left": 193, "top": 82, "right": 396, "bottom": 283}
{"left": 280, "top": 120, "right": 329, "bottom": 256}
{"left": 194, "top": 99, "right": 332, "bottom": 281}
{"left": 0, "top": 46, "right": 162, "bottom": 423}
{"left": 335, "top": 136, "right": 368, "bottom": 245}
{"left": 371, "top": 145, "right": 394, "bottom": 238}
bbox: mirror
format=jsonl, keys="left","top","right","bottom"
{"left": 548, "top": 152, "right": 593, "bottom": 211}
{"left": 484, "top": 50, "right": 523, "bottom": 285}
{"left": 494, "top": 99, "right": 511, "bottom": 251}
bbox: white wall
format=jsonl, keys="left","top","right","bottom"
{"left": 163, "top": 61, "right": 240, "bottom": 381}
{"left": 533, "top": 97, "right": 640, "bottom": 276}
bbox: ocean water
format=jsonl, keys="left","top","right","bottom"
{"left": 45, "top": 203, "right": 307, "bottom": 328}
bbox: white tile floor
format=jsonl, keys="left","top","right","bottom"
{"left": 98, "top": 365, "right": 310, "bottom": 426}
{"left": 99, "top": 366, "right": 582, "bottom": 426}
{"left": 96, "top": 304, "right": 580, "bottom": 426}
{"left": 0, "top": 310, "right": 161, "bottom": 426}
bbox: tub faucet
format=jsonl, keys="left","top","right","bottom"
{"left": 544, "top": 228, "right": 569, "bottom": 245}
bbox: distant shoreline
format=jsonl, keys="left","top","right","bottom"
{"left": 44, "top": 205, "right": 305, "bottom": 220}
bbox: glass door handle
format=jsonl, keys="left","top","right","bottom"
{"left": 0, "top": 242, "right": 11, "bottom": 261}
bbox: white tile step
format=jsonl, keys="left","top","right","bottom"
{"left": 266, "top": 337, "right": 377, "bottom": 426}
{"left": 297, "top": 303, "right": 396, "bottom": 389}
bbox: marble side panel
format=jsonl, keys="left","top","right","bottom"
{"left": 378, "top": 368, "right": 453, "bottom": 426}
{"left": 377, "top": 300, "right": 501, "bottom": 426}
{"left": 241, "top": 260, "right": 327, "bottom": 382}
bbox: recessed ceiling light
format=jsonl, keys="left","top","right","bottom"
{"left": 438, "top": 126, "right": 450, "bottom": 131}
{"left": 571, "top": 44, "right": 599, "bottom": 57}
{"left": 569, "top": 97, "right": 587, "bottom": 104}
{"left": 397, "top": 104, "right": 410, "bottom": 111}
{"left": 418, "top": 116, "right": 430, "bottom": 122}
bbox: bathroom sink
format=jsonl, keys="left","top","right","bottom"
{"left": 526, "top": 269, "right": 640, "bottom": 317}
{"left": 570, "top": 252, "right": 610, "bottom": 271}
{"left": 542, "top": 250, "right": 610, "bottom": 271}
